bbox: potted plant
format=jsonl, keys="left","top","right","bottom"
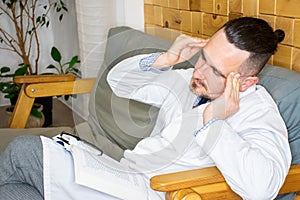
{"left": 43, "top": 46, "right": 81, "bottom": 101}
{"left": 0, "top": 0, "right": 68, "bottom": 75}
{"left": 0, "top": 0, "right": 70, "bottom": 127}
{"left": 0, "top": 65, "right": 44, "bottom": 127}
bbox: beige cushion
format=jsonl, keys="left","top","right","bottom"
{"left": 0, "top": 127, "right": 73, "bottom": 154}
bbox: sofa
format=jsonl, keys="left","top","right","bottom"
{"left": 1, "top": 26, "right": 300, "bottom": 199}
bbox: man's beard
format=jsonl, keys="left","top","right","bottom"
{"left": 189, "top": 78, "right": 211, "bottom": 99}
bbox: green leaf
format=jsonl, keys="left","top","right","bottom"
{"left": 36, "top": 16, "right": 41, "bottom": 23}
{"left": 30, "top": 107, "right": 43, "bottom": 118}
{"left": 51, "top": 46, "right": 61, "bottom": 63}
{"left": 46, "top": 64, "right": 57, "bottom": 69}
{"left": 0, "top": 66, "right": 10, "bottom": 74}
{"left": 68, "top": 56, "right": 78, "bottom": 68}
{"left": 59, "top": 14, "right": 63, "bottom": 21}
{"left": 62, "top": 6, "right": 68, "bottom": 12}
{"left": 14, "top": 66, "right": 28, "bottom": 76}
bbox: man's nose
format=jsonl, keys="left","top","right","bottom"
{"left": 194, "top": 64, "right": 209, "bottom": 80}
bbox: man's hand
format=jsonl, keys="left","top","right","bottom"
{"left": 152, "top": 34, "right": 208, "bottom": 69}
{"left": 203, "top": 73, "right": 241, "bottom": 125}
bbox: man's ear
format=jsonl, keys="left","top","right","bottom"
{"left": 239, "top": 76, "right": 259, "bottom": 92}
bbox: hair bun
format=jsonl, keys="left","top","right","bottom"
{"left": 274, "top": 29, "right": 285, "bottom": 43}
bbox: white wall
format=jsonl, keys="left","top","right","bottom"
{"left": 116, "top": 0, "right": 144, "bottom": 31}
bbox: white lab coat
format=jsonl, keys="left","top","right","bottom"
{"left": 42, "top": 54, "right": 291, "bottom": 200}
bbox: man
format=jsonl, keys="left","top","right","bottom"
{"left": 0, "top": 17, "right": 291, "bottom": 200}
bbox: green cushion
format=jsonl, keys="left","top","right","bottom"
{"left": 90, "top": 27, "right": 172, "bottom": 150}
{"left": 89, "top": 26, "right": 300, "bottom": 165}
{"left": 258, "top": 65, "right": 300, "bottom": 164}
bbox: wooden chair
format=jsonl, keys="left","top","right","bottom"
{"left": 8, "top": 26, "right": 300, "bottom": 199}
{"left": 9, "top": 74, "right": 95, "bottom": 128}
{"left": 9, "top": 73, "right": 300, "bottom": 200}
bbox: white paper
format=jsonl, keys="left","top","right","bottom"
{"left": 70, "top": 145, "right": 147, "bottom": 200}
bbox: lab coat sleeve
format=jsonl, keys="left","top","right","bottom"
{"left": 195, "top": 119, "right": 291, "bottom": 200}
{"left": 107, "top": 54, "right": 173, "bottom": 108}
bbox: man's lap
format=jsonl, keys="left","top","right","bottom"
{"left": 41, "top": 136, "right": 119, "bottom": 199}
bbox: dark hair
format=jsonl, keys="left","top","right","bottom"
{"left": 221, "top": 17, "right": 285, "bottom": 75}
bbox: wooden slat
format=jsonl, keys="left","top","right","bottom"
{"left": 9, "top": 84, "right": 35, "bottom": 128}
{"left": 14, "top": 74, "right": 76, "bottom": 84}
{"left": 192, "top": 183, "right": 241, "bottom": 200}
{"left": 151, "top": 164, "right": 300, "bottom": 196}
{"left": 25, "top": 78, "right": 96, "bottom": 98}
{"left": 279, "top": 164, "right": 300, "bottom": 194}
{"left": 150, "top": 166, "right": 225, "bottom": 191}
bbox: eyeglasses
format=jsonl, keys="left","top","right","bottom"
{"left": 54, "top": 131, "right": 103, "bottom": 156}
{"left": 195, "top": 49, "right": 257, "bottom": 80}
{"left": 195, "top": 49, "right": 227, "bottom": 80}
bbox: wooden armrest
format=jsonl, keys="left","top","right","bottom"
{"left": 150, "top": 164, "right": 300, "bottom": 197}
{"left": 25, "top": 78, "right": 96, "bottom": 97}
{"left": 150, "top": 166, "right": 225, "bottom": 192}
{"left": 14, "top": 74, "right": 76, "bottom": 84}
{"left": 9, "top": 78, "right": 96, "bottom": 128}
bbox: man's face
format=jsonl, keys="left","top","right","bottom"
{"left": 190, "top": 29, "right": 250, "bottom": 100}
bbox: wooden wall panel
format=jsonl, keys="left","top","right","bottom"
{"left": 163, "top": 8, "right": 181, "bottom": 30}
{"left": 191, "top": 11, "right": 202, "bottom": 36}
{"left": 277, "top": 0, "right": 300, "bottom": 18}
{"left": 293, "top": 47, "right": 300, "bottom": 72}
{"left": 229, "top": 0, "right": 242, "bottom": 13}
{"left": 215, "top": 0, "right": 229, "bottom": 15}
{"left": 274, "top": 44, "right": 293, "bottom": 70}
{"left": 259, "top": 0, "right": 276, "bottom": 14}
{"left": 179, "top": 0, "right": 190, "bottom": 10}
{"left": 180, "top": 10, "right": 192, "bottom": 32}
{"left": 169, "top": 0, "right": 179, "bottom": 9}
{"left": 201, "top": 0, "right": 214, "bottom": 13}
{"left": 294, "top": 19, "right": 300, "bottom": 48}
{"left": 242, "top": 0, "right": 258, "bottom": 16}
{"left": 190, "top": 0, "right": 201, "bottom": 11}
{"left": 202, "top": 14, "right": 228, "bottom": 36}
{"left": 144, "top": 0, "right": 300, "bottom": 72}
{"left": 275, "top": 17, "right": 294, "bottom": 46}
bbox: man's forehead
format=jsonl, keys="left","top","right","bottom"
{"left": 204, "top": 29, "right": 250, "bottom": 71}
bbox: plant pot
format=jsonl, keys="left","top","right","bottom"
{"left": 6, "top": 104, "right": 45, "bottom": 128}
{"left": 10, "top": 96, "right": 53, "bottom": 127}
{"left": 35, "top": 97, "right": 53, "bottom": 127}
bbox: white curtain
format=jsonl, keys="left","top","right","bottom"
{"left": 72, "top": 0, "right": 117, "bottom": 119}
{"left": 72, "top": 0, "right": 144, "bottom": 119}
